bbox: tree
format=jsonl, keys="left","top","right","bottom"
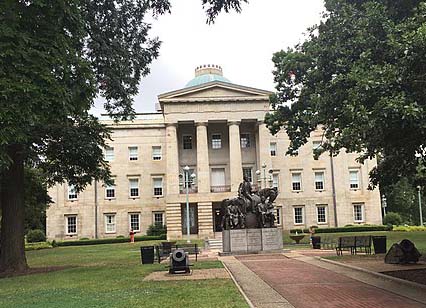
{"left": 0, "top": 0, "right": 246, "bottom": 274}
{"left": 265, "top": 0, "right": 426, "bottom": 189}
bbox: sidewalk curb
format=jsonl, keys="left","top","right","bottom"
{"left": 317, "top": 256, "right": 426, "bottom": 290}
{"left": 221, "top": 260, "right": 255, "bottom": 308}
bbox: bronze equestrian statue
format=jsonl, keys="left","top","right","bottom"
{"left": 221, "top": 178, "right": 279, "bottom": 230}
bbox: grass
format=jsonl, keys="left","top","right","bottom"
{"left": 283, "top": 231, "right": 426, "bottom": 254}
{"left": 0, "top": 241, "right": 247, "bottom": 308}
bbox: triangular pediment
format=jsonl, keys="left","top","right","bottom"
{"left": 158, "top": 81, "right": 272, "bottom": 102}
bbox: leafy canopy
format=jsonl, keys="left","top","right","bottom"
{"left": 265, "top": 0, "right": 426, "bottom": 188}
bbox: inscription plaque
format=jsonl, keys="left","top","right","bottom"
{"left": 230, "top": 229, "right": 248, "bottom": 253}
{"left": 247, "top": 229, "right": 262, "bottom": 252}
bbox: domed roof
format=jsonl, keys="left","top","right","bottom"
{"left": 185, "top": 65, "right": 231, "bottom": 88}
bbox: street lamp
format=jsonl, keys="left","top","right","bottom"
{"left": 179, "top": 166, "right": 196, "bottom": 243}
{"left": 255, "top": 163, "right": 273, "bottom": 189}
{"left": 381, "top": 194, "right": 387, "bottom": 221}
{"left": 417, "top": 186, "right": 424, "bottom": 226}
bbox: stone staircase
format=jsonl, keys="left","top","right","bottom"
{"left": 206, "top": 233, "right": 223, "bottom": 251}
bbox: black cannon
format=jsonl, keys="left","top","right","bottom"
{"left": 169, "top": 248, "right": 191, "bottom": 274}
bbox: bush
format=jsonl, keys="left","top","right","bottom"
{"left": 392, "top": 225, "right": 426, "bottom": 232}
{"left": 25, "top": 242, "right": 52, "bottom": 251}
{"left": 289, "top": 224, "right": 392, "bottom": 234}
{"left": 146, "top": 224, "right": 167, "bottom": 236}
{"left": 56, "top": 234, "right": 166, "bottom": 247}
{"left": 26, "top": 229, "right": 46, "bottom": 243}
{"left": 383, "top": 212, "right": 403, "bottom": 226}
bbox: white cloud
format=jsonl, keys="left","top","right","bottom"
{"left": 91, "top": 0, "right": 324, "bottom": 116}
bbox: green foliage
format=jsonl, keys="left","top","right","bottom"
{"left": 25, "top": 242, "right": 52, "bottom": 251}
{"left": 23, "top": 167, "right": 51, "bottom": 233}
{"left": 146, "top": 224, "right": 167, "bottom": 236}
{"left": 26, "top": 229, "right": 46, "bottom": 243}
{"left": 56, "top": 235, "right": 166, "bottom": 247}
{"left": 383, "top": 212, "right": 403, "bottom": 226}
{"left": 392, "top": 225, "right": 426, "bottom": 232}
{"left": 265, "top": 0, "right": 426, "bottom": 188}
{"left": 290, "top": 225, "right": 391, "bottom": 234}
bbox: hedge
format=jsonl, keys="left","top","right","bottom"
{"left": 56, "top": 234, "right": 166, "bottom": 247}
{"left": 289, "top": 225, "right": 392, "bottom": 234}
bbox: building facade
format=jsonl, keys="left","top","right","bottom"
{"left": 46, "top": 65, "right": 382, "bottom": 240}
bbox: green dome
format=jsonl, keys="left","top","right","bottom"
{"left": 185, "top": 74, "right": 231, "bottom": 87}
{"left": 185, "top": 65, "right": 230, "bottom": 87}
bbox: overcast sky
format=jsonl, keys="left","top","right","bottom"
{"left": 91, "top": 0, "right": 325, "bottom": 115}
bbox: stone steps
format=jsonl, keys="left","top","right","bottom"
{"left": 206, "top": 238, "right": 223, "bottom": 251}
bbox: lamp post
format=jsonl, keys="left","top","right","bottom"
{"left": 255, "top": 163, "right": 273, "bottom": 189}
{"left": 179, "top": 166, "right": 196, "bottom": 243}
{"left": 381, "top": 194, "right": 387, "bottom": 222}
{"left": 417, "top": 186, "right": 424, "bottom": 226}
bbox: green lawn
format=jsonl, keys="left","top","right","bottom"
{"left": 283, "top": 231, "right": 426, "bottom": 254}
{"left": 0, "top": 241, "right": 247, "bottom": 308}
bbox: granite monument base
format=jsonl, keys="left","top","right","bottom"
{"left": 221, "top": 228, "right": 283, "bottom": 254}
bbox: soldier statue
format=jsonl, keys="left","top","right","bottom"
{"left": 238, "top": 176, "right": 253, "bottom": 213}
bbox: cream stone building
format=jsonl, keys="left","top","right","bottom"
{"left": 46, "top": 65, "right": 382, "bottom": 241}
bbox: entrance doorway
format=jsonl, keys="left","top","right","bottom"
{"left": 213, "top": 202, "right": 224, "bottom": 232}
{"left": 181, "top": 203, "right": 198, "bottom": 234}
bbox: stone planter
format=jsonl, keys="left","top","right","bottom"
{"left": 290, "top": 234, "right": 305, "bottom": 244}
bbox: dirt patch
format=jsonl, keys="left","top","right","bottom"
{"left": 381, "top": 268, "right": 426, "bottom": 285}
{"left": 0, "top": 266, "right": 74, "bottom": 279}
{"left": 143, "top": 268, "right": 229, "bottom": 281}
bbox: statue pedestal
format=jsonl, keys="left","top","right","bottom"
{"left": 221, "top": 228, "right": 283, "bottom": 254}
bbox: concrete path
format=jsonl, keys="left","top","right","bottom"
{"left": 235, "top": 253, "right": 426, "bottom": 308}
{"left": 220, "top": 255, "right": 294, "bottom": 308}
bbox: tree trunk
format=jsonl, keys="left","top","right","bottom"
{"left": 0, "top": 144, "right": 28, "bottom": 274}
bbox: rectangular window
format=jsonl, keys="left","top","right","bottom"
{"left": 129, "top": 213, "right": 140, "bottom": 232}
{"left": 105, "top": 182, "right": 115, "bottom": 199}
{"left": 129, "top": 178, "right": 139, "bottom": 197}
{"left": 105, "top": 146, "right": 114, "bottom": 161}
{"left": 349, "top": 170, "right": 360, "bottom": 189}
{"left": 183, "top": 135, "right": 193, "bottom": 149}
{"left": 153, "top": 178, "right": 163, "bottom": 196}
{"left": 292, "top": 172, "right": 302, "bottom": 191}
{"left": 66, "top": 216, "right": 77, "bottom": 234}
{"left": 272, "top": 174, "right": 279, "bottom": 189}
{"left": 129, "top": 146, "right": 138, "bottom": 161}
{"left": 152, "top": 146, "right": 162, "bottom": 160}
{"left": 276, "top": 207, "right": 282, "bottom": 226}
{"left": 294, "top": 207, "right": 304, "bottom": 224}
{"left": 211, "top": 134, "right": 222, "bottom": 149}
{"left": 353, "top": 203, "right": 364, "bottom": 222}
{"left": 153, "top": 212, "right": 164, "bottom": 226}
{"left": 240, "top": 133, "right": 251, "bottom": 148}
{"left": 68, "top": 184, "right": 77, "bottom": 200}
{"left": 242, "top": 167, "right": 253, "bottom": 183}
{"left": 105, "top": 214, "right": 116, "bottom": 233}
{"left": 315, "top": 171, "right": 325, "bottom": 190}
{"left": 317, "top": 206, "right": 327, "bottom": 223}
{"left": 270, "top": 142, "right": 277, "bottom": 156}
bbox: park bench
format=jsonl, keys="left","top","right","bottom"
{"left": 155, "top": 243, "right": 199, "bottom": 263}
{"left": 320, "top": 235, "right": 337, "bottom": 249}
{"left": 335, "top": 235, "right": 372, "bottom": 256}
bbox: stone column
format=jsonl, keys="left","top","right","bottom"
{"left": 228, "top": 121, "right": 243, "bottom": 192}
{"left": 165, "top": 123, "right": 182, "bottom": 239}
{"left": 166, "top": 123, "right": 179, "bottom": 195}
{"left": 257, "top": 121, "right": 272, "bottom": 188}
{"left": 198, "top": 202, "right": 214, "bottom": 238}
{"left": 166, "top": 203, "right": 182, "bottom": 239}
{"left": 196, "top": 122, "right": 211, "bottom": 193}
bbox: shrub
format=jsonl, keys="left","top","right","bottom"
{"left": 25, "top": 242, "right": 52, "bottom": 251}
{"left": 116, "top": 235, "right": 125, "bottom": 238}
{"left": 146, "top": 224, "right": 167, "bottom": 236}
{"left": 26, "top": 229, "right": 46, "bottom": 243}
{"left": 392, "top": 225, "right": 426, "bottom": 232}
{"left": 79, "top": 237, "right": 90, "bottom": 241}
{"left": 383, "top": 212, "right": 403, "bottom": 226}
{"left": 289, "top": 224, "right": 391, "bottom": 234}
{"left": 56, "top": 234, "right": 166, "bottom": 247}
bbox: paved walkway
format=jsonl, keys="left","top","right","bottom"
{"left": 222, "top": 253, "right": 426, "bottom": 308}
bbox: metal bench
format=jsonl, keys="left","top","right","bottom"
{"left": 155, "top": 243, "right": 199, "bottom": 263}
{"left": 335, "top": 236, "right": 372, "bottom": 256}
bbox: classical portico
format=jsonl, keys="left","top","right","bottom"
{"left": 158, "top": 65, "right": 272, "bottom": 239}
